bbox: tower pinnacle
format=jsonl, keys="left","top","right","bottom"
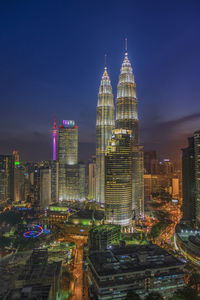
{"left": 125, "top": 38, "right": 128, "bottom": 53}
{"left": 96, "top": 59, "right": 114, "bottom": 203}
{"left": 52, "top": 116, "right": 58, "bottom": 161}
{"left": 53, "top": 116, "right": 57, "bottom": 129}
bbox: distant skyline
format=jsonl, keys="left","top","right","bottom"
{"left": 0, "top": 0, "right": 200, "bottom": 162}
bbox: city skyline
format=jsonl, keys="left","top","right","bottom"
{"left": 1, "top": 2, "right": 200, "bottom": 299}
{"left": 1, "top": 1, "right": 200, "bottom": 163}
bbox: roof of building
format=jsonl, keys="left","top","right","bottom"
{"left": 89, "top": 224, "right": 121, "bottom": 233}
{"left": 4, "top": 284, "right": 51, "bottom": 300}
{"left": 89, "top": 244, "right": 184, "bottom": 277}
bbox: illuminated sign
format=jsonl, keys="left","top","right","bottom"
{"left": 63, "top": 120, "right": 75, "bottom": 128}
{"left": 172, "top": 199, "right": 178, "bottom": 203}
{"left": 15, "top": 161, "right": 20, "bottom": 166}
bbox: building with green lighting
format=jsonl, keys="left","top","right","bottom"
{"left": 89, "top": 224, "right": 121, "bottom": 252}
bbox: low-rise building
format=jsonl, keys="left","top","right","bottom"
{"left": 88, "top": 244, "right": 185, "bottom": 299}
{"left": 89, "top": 224, "right": 121, "bottom": 252}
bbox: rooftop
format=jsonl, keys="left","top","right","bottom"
{"left": 89, "top": 244, "right": 184, "bottom": 277}
{"left": 4, "top": 284, "right": 51, "bottom": 300}
{"left": 89, "top": 224, "right": 121, "bottom": 233}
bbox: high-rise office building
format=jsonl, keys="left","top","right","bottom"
{"left": 14, "top": 165, "right": 25, "bottom": 202}
{"left": 115, "top": 44, "right": 144, "bottom": 218}
{"left": 182, "top": 137, "right": 195, "bottom": 224}
{"left": 65, "top": 165, "right": 80, "bottom": 201}
{"left": 40, "top": 168, "right": 51, "bottom": 209}
{"left": 96, "top": 63, "right": 114, "bottom": 204}
{"left": 58, "top": 120, "right": 78, "bottom": 201}
{"left": 144, "top": 151, "right": 158, "bottom": 174}
{"left": 105, "top": 129, "right": 133, "bottom": 226}
{"left": 79, "top": 163, "right": 88, "bottom": 200}
{"left": 49, "top": 160, "right": 59, "bottom": 203}
{"left": 88, "top": 157, "right": 96, "bottom": 200}
{"left": 52, "top": 117, "right": 58, "bottom": 161}
{"left": 115, "top": 44, "right": 138, "bottom": 145}
{"left": 194, "top": 131, "right": 200, "bottom": 225}
{"left": 132, "top": 146, "right": 144, "bottom": 218}
{"left": 12, "top": 150, "right": 20, "bottom": 164}
{"left": 58, "top": 120, "right": 78, "bottom": 165}
{"left": 0, "top": 155, "right": 14, "bottom": 203}
{"left": 182, "top": 132, "right": 200, "bottom": 225}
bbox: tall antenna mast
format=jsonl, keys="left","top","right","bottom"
{"left": 105, "top": 54, "right": 107, "bottom": 68}
{"left": 125, "top": 38, "right": 128, "bottom": 53}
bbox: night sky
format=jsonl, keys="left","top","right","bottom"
{"left": 0, "top": 0, "right": 200, "bottom": 163}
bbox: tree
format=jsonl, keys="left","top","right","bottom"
{"left": 125, "top": 291, "right": 140, "bottom": 300}
{"left": 188, "top": 272, "right": 200, "bottom": 290}
{"left": 170, "top": 287, "right": 198, "bottom": 300}
{"left": 145, "top": 292, "right": 164, "bottom": 300}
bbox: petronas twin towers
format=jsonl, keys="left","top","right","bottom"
{"left": 96, "top": 43, "right": 144, "bottom": 225}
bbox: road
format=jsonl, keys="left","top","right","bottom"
{"left": 57, "top": 233, "right": 87, "bottom": 300}
{"left": 70, "top": 243, "right": 84, "bottom": 300}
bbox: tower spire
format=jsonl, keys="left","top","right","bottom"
{"left": 103, "top": 54, "right": 108, "bottom": 76}
{"left": 53, "top": 116, "right": 57, "bottom": 129}
{"left": 52, "top": 116, "right": 57, "bottom": 161}
{"left": 125, "top": 38, "right": 128, "bottom": 54}
{"left": 96, "top": 56, "right": 114, "bottom": 204}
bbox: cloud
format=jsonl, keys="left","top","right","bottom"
{"left": 160, "top": 112, "right": 200, "bottom": 128}
{"left": 141, "top": 112, "right": 200, "bottom": 162}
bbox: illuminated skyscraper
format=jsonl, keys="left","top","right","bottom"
{"left": 132, "top": 146, "right": 144, "bottom": 218}
{"left": 49, "top": 160, "right": 59, "bottom": 203}
{"left": 13, "top": 152, "right": 25, "bottom": 202}
{"left": 116, "top": 43, "right": 144, "bottom": 218}
{"left": 182, "top": 131, "right": 200, "bottom": 226}
{"left": 79, "top": 163, "right": 88, "bottom": 200}
{"left": 89, "top": 156, "right": 96, "bottom": 200}
{"left": 116, "top": 42, "right": 138, "bottom": 145}
{"left": 0, "top": 155, "right": 14, "bottom": 203}
{"left": 58, "top": 120, "right": 78, "bottom": 201}
{"left": 58, "top": 120, "right": 78, "bottom": 166}
{"left": 96, "top": 61, "right": 114, "bottom": 203}
{"left": 194, "top": 131, "right": 200, "bottom": 225}
{"left": 14, "top": 165, "right": 25, "bottom": 202}
{"left": 40, "top": 168, "right": 51, "bottom": 209}
{"left": 105, "top": 129, "right": 133, "bottom": 226}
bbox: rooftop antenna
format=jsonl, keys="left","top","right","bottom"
{"left": 105, "top": 53, "right": 107, "bottom": 68}
{"left": 125, "top": 38, "right": 128, "bottom": 54}
{"left": 53, "top": 116, "right": 56, "bottom": 129}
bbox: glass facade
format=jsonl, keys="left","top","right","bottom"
{"left": 40, "top": 168, "right": 51, "bottom": 209}
{"left": 96, "top": 66, "right": 114, "bottom": 203}
{"left": 116, "top": 51, "right": 138, "bottom": 145}
{"left": 194, "top": 131, "right": 200, "bottom": 225}
{"left": 182, "top": 132, "right": 200, "bottom": 226}
{"left": 105, "top": 129, "right": 133, "bottom": 226}
{"left": 115, "top": 51, "right": 144, "bottom": 218}
{"left": 58, "top": 121, "right": 78, "bottom": 201}
{"left": 0, "top": 155, "right": 14, "bottom": 203}
{"left": 182, "top": 137, "right": 196, "bottom": 224}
